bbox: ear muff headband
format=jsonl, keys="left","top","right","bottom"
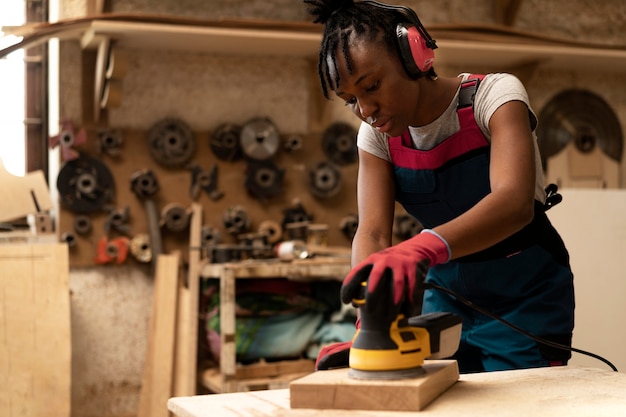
{"left": 361, "top": 0, "right": 438, "bottom": 79}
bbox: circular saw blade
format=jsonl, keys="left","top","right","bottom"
{"left": 240, "top": 117, "right": 280, "bottom": 160}
{"left": 56, "top": 155, "right": 115, "bottom": 214}
{"left": 537, "top": 89, "right": 623, "bottom": 170}
{"left": 322, "top": 122, "right": 358, "bottom": 166}
{"left": 147, "top": 117, "right": 196, "bottom": 168}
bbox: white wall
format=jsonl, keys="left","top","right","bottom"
{"left": 547, "top": 189, "right": 626, "bottom": 373}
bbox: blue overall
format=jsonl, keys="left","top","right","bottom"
{"left": 388, "top": 76, "right": 575, "bottom": 373}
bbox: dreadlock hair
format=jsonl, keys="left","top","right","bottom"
{"left": 304, "top": 0, "right": 436, "bottom": 99}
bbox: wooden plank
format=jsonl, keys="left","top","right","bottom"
{"left": 173, "top": 280, "right": 192, "bottom": 397}
{"left": 173, "top": 203, "right": 203, "bottom": 397}
{"left": 219, "top": 267, "right": 237, "bottom": 393}
{"left": 289, "top": 360, "right": 459, "bottom": 412}
{"left": 201, "top": 257, "right": 351, "bottom": 281}
{"left": 138, "top": 252, "right": 180, "bottom": 417}
{"left": 0, "top": 243, "right": 70, "bottom": 417}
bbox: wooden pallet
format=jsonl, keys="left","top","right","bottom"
{"left": 202, "top": 358, "right": 314, "bottom": 393}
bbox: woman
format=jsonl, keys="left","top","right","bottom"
{"left": 306, "top": 0, "right": 575, "bottom": 373}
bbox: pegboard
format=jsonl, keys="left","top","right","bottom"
{"left": 57, "top": 123, "right": 359, "bottom": 268}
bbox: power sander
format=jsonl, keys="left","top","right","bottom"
{"left": 346, "top": 266, "right": 462, "bottom": 380}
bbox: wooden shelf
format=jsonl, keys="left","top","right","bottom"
{"left": 201, "top": 256, "right": 351, "bottom": 281}
{"left": 200, "top": 256, "right": 351, "bottom": 393}
{"left": 80, "top": 19, "right": 323, "bottom": 57}
{"left": 75, "top": 18, "right": 626, "bottom": 72}
{"left": 4, "top": 15, "right": 626, "bottom": 72}
{"left": 435, "top": 38, "right": 626, "bottom": 72}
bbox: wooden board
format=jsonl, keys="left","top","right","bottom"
{"left": 289, "top": 360, "right": 459, "bottom": 412}
{"left": 0, "top": 243, "right": 70, "bottom": 417}
{"left": 173, "top": 203, "right": 203, "bottom": 397}
{"left": 138, "top": 252, "right": 180, "bottom": 417}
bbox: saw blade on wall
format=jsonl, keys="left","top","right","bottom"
{"left": 536, "top": 89, "right": 623, "bottom": 170}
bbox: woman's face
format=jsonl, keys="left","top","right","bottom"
{"left": 331, "top": 35, "right": 422, "bottom": 137}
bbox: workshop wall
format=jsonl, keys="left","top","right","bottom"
{"left": 56, "top": 1, "right": 626, "bottom": 417}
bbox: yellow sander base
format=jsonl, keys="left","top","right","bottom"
{"left": 289, "top": 360, "right": 459, "bottom": 412}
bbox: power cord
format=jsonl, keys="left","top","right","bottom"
{"left": 426, "top": 283, "right": 619, "bottom": 372}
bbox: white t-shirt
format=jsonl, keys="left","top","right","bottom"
{"left": 357, "top": 73, "right": 546, "bottom": 202}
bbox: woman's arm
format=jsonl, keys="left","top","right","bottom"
{"left": 350, "top": 148, "right": 397, "bottom": 267}
{"left": 435, "top": 99, "right": 537, "bottom": 259}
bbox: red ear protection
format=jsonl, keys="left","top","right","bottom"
{"left": 361, "top": 1, "right": 437, "bottom": 79}
{"left": 396, "top": 23, "right": 435, "bottom": 78}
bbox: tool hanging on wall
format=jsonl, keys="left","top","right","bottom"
{"left": 73, "top": 214, "right": 93, "bottom": 236}
{"left": 339, "top": 213, "right": 359, "bottom": 241}
{"left": 257, "top": 220, "right": 282, "bottom": 244}
{"left": 56, "top": 155, "right": 115, "bottom": 214}
{"left": 210, "top": 123, "right": 243, "bottom": 161}
{"left": 95, "top": 235, "right": 130, "bottom": 265}
{"left": 394, "top": 214, "right": 422, "bottom": 241}
{"left": 61, "top": 232, "right": 77, "bottom": 247}
{"left": 160, "top": 203, "right": 191, "bottom": 233}
{"left": 188, "top": 163, "right": 223, "bottom": 201}
{"left": 211, "top": 244, "right": 243, "bottom": 263}
{"left": 59, "top": 214, "right": 91, "bottom": 249}
{"left": 104, "top": 205, "right": 131, "bottom": 235}
{"left": 200, "top": 225, "right": 222, "bottom": 249}
{"left": 97, "top": 129, "right": 124, "bottom": 158}
{"left": 322, "top": 122, "right": 358, "bottom": 166}
{"left": 238, "top": 232, "right": 273, "bottom": 259}
{"left": 147, "top": 117, "right": 196, "bottom": 168}
{"left": 240, "top": 117, "right": 280, "bottom": 161}
{"left": 130, "top": 233, "right": 152, "bottom": 263}
{"left": 281, "top": 200, "right": 313, "bottom": 229}
{"left": 49, "top": 119, "right": 87, "bottom": 161}
{"left": 283, "top": 221, "right": 309, "bottom": 241}
{"left": 308, "top": 160, "right": 343, "bottom": 198}
{"left": 222, "top": 205, "right": 250, "bottom": 236}
{"left": 284, "top": 134, "right": 304, "bottom": 152}
{"left": 244, "top": 160, "right": 285, "bottom": 200}
{"left": 130, "top": 169, "right": 163, "bottom": 264}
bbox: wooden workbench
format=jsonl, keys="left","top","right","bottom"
{"left": 200, "top": 256, "right": 352, "bottom": 393}
{"left": 168, "top": 366, "right": 626, "bottom": 417}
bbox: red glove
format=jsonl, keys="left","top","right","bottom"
{"left": 315, "top": 318, "right": 360, "bottom": 371}
{"left": 342, "top": 230, "right": 450, "bottom": 305}
{"left": 315, "top": 341, "right": 351, "bottom": 370}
